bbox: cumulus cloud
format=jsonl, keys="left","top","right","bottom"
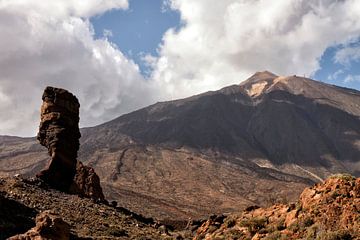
{"left": 0, "top": 0, "right": 156, "bottom": 136}
{"left": 2, "top": 0, "right": 360, "bottom": 137}
{"left": 334, "top": 45, "right": 360, "bottom": 66}
{"left": 150, "top": 0, "right": 360, "bottom": 100}
{"left": 344, "top": 74, "right": 360, "bottom": 83}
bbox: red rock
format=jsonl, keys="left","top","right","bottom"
{"left": 36, "top": 87, "right": 80, "bottom": 191}
{"left": 36, "top": 86, "right": 104, "bottom": 201}
{"left": 8, "top": 210, "right": 70, "bottom": 240}
{"left": 69, "top": 161, "right": 105, "bottom": 201}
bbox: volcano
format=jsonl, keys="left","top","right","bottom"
{"left": 1, "top": 71, "right": 360, "bottom": 220}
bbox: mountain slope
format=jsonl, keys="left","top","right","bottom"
{"left": 1, "top": 71, "right": 360, "bottom": 220}
{"left": 194, "top": 175, "right": 360, "bottom": 239}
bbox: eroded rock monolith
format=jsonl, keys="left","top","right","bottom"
{"left": 37, "top": 86, "right": 80, "bottom": 191}
{"left": 36, "top": 87, "right": 104, "bottom": 201}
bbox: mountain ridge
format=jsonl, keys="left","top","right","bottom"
{"left": 1, "top": 72, "right": 360, "bottom": 220}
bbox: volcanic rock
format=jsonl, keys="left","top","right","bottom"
{"left": 36, "top": 86, "right": 81, "bottom": 191}
{"left": 194, "top": 174, "right": 360, "bottom": 239}
{"left": 0, "top": 177, "right": 180, "bottom": 239}
{"left": 70, "top": 161, "right": 105, "bottom": 201}
{"left": 8, "top": 210, "right": 70, "bottom": 240}
{"left": 35, "top": 86, "right": 104, "bottom": 201}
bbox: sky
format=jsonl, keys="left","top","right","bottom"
{"left": 1, "top": 0, "right": 360, "bottom": 137}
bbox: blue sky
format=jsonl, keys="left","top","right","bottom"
{"left": 91, "top": 0, "right": 181, "bottom": 76}
{"left": 314, "top": 42, "right": 360, "bottom": 90}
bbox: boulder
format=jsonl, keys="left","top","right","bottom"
{"left": 8, "top": 211, "right": 70, "bottom": 240}
{"left": 70, "top": 161, "right": 105, "bottom": 201}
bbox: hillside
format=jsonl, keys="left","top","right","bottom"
{"left": 1, "top": 175, "right": 359, "bottom": 239}
{"left": 1, "top": 71, "right": 360, "bottom": 220}
{"left": 0, "top": 176, "right": 192, "bottom": 239}
{"left": 194, "top": 174, "right": 360, "bottom": 239}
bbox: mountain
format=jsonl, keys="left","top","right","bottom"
{"left": 1, "top": 71, "right": 360, "bottom": 220}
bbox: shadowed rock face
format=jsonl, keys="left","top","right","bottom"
{"left": 36, "top": 86, "right": 81, "bottom": 191}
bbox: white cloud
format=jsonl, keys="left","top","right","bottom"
{"left": 0, "top": 0, "right": 157, "bottom": 136}
{"left": 334, "top": 45, "right": 360, "bottom": 66}
{"left": 344, "top": 74, "right": 360, "bottom": 83}
{"left": 327, "top": 69, "right": 344, "bottom": 81}
{"left": 0, "top": 0, "right": 128, "bottom": 18}
{"left": 103, "top": 29, "right": 113, "bottom": 38}
{"left": 2, "top": 0, "right": 360, "bottom": 137}
{"left": 150, "top": 0, "right": 360, "bottom": 100}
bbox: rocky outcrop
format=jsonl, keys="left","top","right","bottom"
{"left": 70, "top": 161, "right": 105, "bottom": 201}
{"left": 8, "top": 211, "right": 70, "bottom": 240}
{"left": 36, "top": 86, "right": 104, "bottom": 201}
{"left": 36, "top": 86, "right": 81, "bottom": 191}
{"left": 194, "top": 174, "right": 360, "bottom": 239}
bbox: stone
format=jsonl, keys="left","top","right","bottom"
{"left": 8, "top": 210, "right": 70, "bottom": 240}
{"left": 36, "top": 86, "right": 80, "bottom": 191}
{"left": 36, "top": 86, "right": 105, "bottom": 201}
{"left": 69, "top": 161, "right": 105, "bottom": 201}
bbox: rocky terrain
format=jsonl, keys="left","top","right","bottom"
{"left": 194, "top": 174, "right": 360, "bottom": 239}
{"left": 0, "top": 176, "right": 193, "bottom": 239}
{"left": 1, "top": 71, "right": 360, "bottom": 220}
{"left": 1, "top": 174, "right": 358, "bottom": 239}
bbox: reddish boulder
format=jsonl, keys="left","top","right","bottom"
{"left": 70, "top": 161, "right": 105, "bottom": 201}
{"left": 8, "top": 211, "right": 70, "bottom": 240}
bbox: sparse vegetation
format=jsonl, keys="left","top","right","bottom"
{"left": 328, "top": 173, "right": 355, "bottom": 182}
{"left": 239, "top": 217, "right": 267, "bottom": 234}
{"left": 263, "top": 231, "right": 287, "bottom": 240}
{"left": 224, "top": 217, "right": 236, "bottom": 228}
{"left": 315, "top": 230, "right": 352, "bottom": 240}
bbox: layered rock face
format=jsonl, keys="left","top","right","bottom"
{"left": 36, "top": 86, "right": 104, "bottom": 201}
{"left": 36, "top": 86, "right": 81, "bottom": 191}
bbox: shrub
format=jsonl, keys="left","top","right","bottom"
{"left": 239, "top": 217, "right": 267, "bottom": 234}
{"left": 302, "top": 217, "right": 314, "bottom": 228}
{"left": 316, "top": 230, "right": 352, "bottom": 240}
{"left": 264, "top": 231, "right": 288, "bottom": 240}
{"left": 328, "top": 173, "right": 355, "bottom": 182}
{"left": 224, "top": 217, "right": 236, "bottom": 228}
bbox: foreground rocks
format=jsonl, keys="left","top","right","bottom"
{"left": 0, "top": 177, "right": 190, "bottom": 239}
{"left": 1, "top": 174, "right": 358, "bottom": 239}
{"left": 8, "top": 211, "right": 70, "bottom": 240}
{"left": 36, "top": 86, "right": 104, "bottom": 201}
{"left": 194, "top": 174, "right": 360, "bottom": 239}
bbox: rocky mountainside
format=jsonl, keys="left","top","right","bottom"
{"left": 1, "top": 71, "right": 360, "bottom": 220}
{"left": 194, "top": 174, "right": 360, "bottom": 239}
